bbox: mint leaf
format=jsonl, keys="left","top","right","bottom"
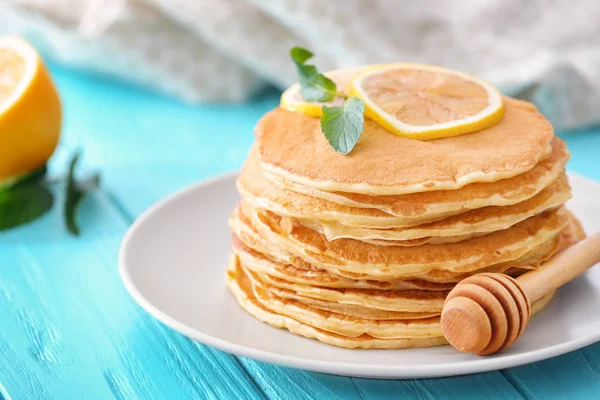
{"left": 64, "top": 152, "right": 100, "bottom": 236}
{"left": 321, "top": 97, "right": 365, "bottom": 154}
{"left": 297, "top": 65, "right": 338, "bottom": 102}
{"left": 290, "top": 47, "right": 338, "bottom": 102}
{"left": 0, "top": 181, "right": 53, "bottom": 231}
{"left": 290, "top": 47, "right": 314, "bottom": 65}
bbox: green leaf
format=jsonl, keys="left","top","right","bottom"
{"left": 64, "top": 152, "right": 100, "bottom": 236}
{"left": 320, "top": 97, "right": 365, "bottom": 155}
{"left": 0, "top": 181, "right": 53, "bottom": 231}
{"left": 290, "top": 47, "right": 314, "bottom": 65}
{"left": 0, "top": 164, "right": 47, "bottom": 191}
{"left": 289, "top": 47, "right": 338, "bottom": 102}
{"left": 297, "top": 65, "right": 338, "bottom": 102}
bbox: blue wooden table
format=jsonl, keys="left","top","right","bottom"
{"left": 1, "top": 65, "right": 600, "bottom": 400}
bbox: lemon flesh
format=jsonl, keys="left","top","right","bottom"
{"left": 349, "top": 63, "right": 504, "bottom": 140}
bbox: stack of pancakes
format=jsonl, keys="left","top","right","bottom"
{"left": 226, "top": 97, "right": 585, "bottom": 349}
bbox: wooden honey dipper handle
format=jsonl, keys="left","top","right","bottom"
{"left": 519, "top": 232, "right": 600, "bottom": 302}
{"left": 442, "top": 232, "right": 600, "bottom": 356}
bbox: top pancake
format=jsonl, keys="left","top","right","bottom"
{"left": 257, "top": 97, "right": 554, "bottom": 195}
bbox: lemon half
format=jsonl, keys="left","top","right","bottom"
{"left": 0, "top": 36, "right": 61, "bottom": 187}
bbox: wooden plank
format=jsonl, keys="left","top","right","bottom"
{"left": 239, "top": 359, "right": 364, "bottom": 400}
{"left": 352, "top": 372, "right": 524, "bottom": 399}
{"left": 53, "top": 67, "right": 532, "bottom": 399}
{"left": 239, "top": 359, "right": 523, "bottom": 400}
{"left": 0, "top": 187, "right": 265, "bottom": 399}
{"left": 503, "top": 345, "right": 600, "bottom": 399}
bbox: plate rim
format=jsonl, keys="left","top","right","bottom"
{"left": 119, "top": 171, "right": 600, "bottom": 379}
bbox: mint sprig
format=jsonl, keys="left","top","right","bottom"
{"left": 290, "top": 47, "right": 338, "bottom": 102}
{"left": 321, "top": 97, "right": 365, "bottom": 155}
{"left": 0, "top": 152, "right": 100, "bottom": 234}
{"left": 65, "top": 152, "right": 100, "bottom": 236}
{"left": 289, "top": 46, "right": 365, "bottom": 154}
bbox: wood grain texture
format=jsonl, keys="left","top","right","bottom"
{"left": 352, "top": 372, "right": 525, "bottom": 400}
{"left": 0, "top": 188, "right": 265, "bottom": 400}
{"left": 0, "top": 63, "right": 599, "bottom": 399}
{"left": 503, "top": 345, "right": 600, "bottom": 400}
{"left": 238, "top": 359, "right": 523, "bottom": 400}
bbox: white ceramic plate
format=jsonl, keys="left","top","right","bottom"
{"left": 119, "top": 172, "right": 600, "bottom": 379}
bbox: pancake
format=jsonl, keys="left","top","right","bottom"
{"left": 244, "top": 261, "right": 449, "bottom": 313}
{"left": 257, "top": 97, "right": 554, "bottom": 195}
{"left": 234, "top": 230, "right": 561, "bottom": 313}
{"left": 226, "top": 256, "right": 449, "bottom": 349}
{"left": 253, "top": 283, "right": 442, "bottom": 339}
{"left": 558, "top": 210, "right": 587, "bottom": 249}
{"left": 266, "top": 137, "right": 569, "bottom": 219}
{"left": 311, "top": 173, "right": 571, "bottom": 245}
{"left": 244, "top": 265, "right": 440, "bottom": 320}
{"left": 233, "top": 234, "right": 455, "bottom": 291}
{"left": 239, "top": 148, "right": 438, "bottom": 228}
{"left": 226, "top": 255, "right": 556, "bottom": 349}
{"left": 248, "top": 204, "right": 568, "bottom": 278}
{"left": 506, "top": 211, "right": 586, "bottom": 277}
{"left": 231, "top": 204, "right": 567, "bottom": 282}
{"left": 233, "top": 231, "right": 560, "bottom": 292}
{"left": 240, "top": 141, "right": 568, "bottom": 228}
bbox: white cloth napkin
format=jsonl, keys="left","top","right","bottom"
{"left": 3, "top": 0, "right": 600, "bottom": 130}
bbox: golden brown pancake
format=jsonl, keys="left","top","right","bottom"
{"left": 226, "top": 256, "right": 450, "bottom": 349}
{"left": 231, "top": 203, "right": 568, "bottom": 282}
{"left": 247, "top": 204, "right": 568, "bottom": 278}
{"left": 244, "top": 265, "right": 441, "bottom": 319}
{"left": 226, "top": 255, "right": 556, "bottom": 349}
{"left": 506, "top": 211, "right": 586, "bottom": 277}
{"left": 257, "top": 97, "right": 554, "bottom": 195}
{"left": 244, "top": 262, "right": 449, "bottom": 313}
{"left": 239, "top": 141, "right": 568, "bottom": 228}
{"left": 308, "top": 173, "right": 571, "bottom": 245}
{"left": 253, "top": 283, "right": 442, "bottom": 339}
{"left": 233, "top": 232, "right": 562, "bottom": 295}
{"left": 233, "top": 234, "right": 455, "bottom": 291}
{"left": 265, "top": 137, "right": 569, "bottom": 218}
{"left": 233, "top": 223, "right": 564, "bottom": 315}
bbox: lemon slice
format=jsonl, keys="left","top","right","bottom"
{"left": 0, "top": 36, "right": 61, "bottom": 187}
{"left": 280, "top": 67, "right": 363, "bottom": 117}
{"left": 349, "top": 63, "right": 504, "bottom": 140}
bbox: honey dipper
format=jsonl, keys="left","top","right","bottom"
{"left": 441, "top": 232, "right": 600, "bottom": 355}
